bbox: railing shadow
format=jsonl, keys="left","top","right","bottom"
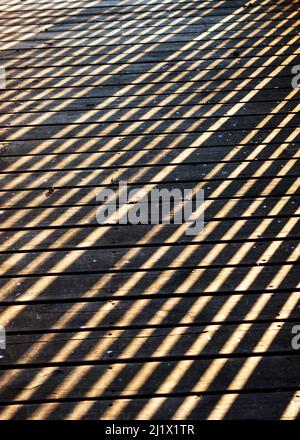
{"left": 0, "top": 0, "right": 299, "bottom": 420}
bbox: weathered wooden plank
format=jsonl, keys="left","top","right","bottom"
{"left": 1, "top": 124, "right": 298, "bottom": 154}
{"left": 0, "top": 0, "right": 239, "bottom": 10}
{"left": 2, "top": 13, "right": 298, "bottom": 40}
{"left": 0, "top": 217, "right": 299, "bottom": 252}
{"left": 0, "top": 142, "right": 297, "bottom": 169}
{"left": 1, "top": 3, "right": 296, "bottom": 20}
{"left": 0, "top": 140, "right": 298, "bottom": 175}
{"left": 0, "top": 176, "right": 298, "bottom": 210}
{"left": 38, "top": 17, "right": 300, "bottom": 36}
{"left": 1, "top": 33, "right": 298, "bottom": 53}
{"left": 1, "top": 100, "right": 299, "bottom": 129}
{"left": 1, "top": 10, "right": 297, "bottom": 37}
{"left": 3, "top": 64, "right": 295, "bottom": 92}
{"left": 2, "top": 295, "right": 299, "bottom": 330}
{"left": 1, "top": 89, "right": 295, "bottom": 115}
{"left": 1, "top": 7, "right": 296, "bottom": 29}
{"left": 1, "top": 112, "right": 299, "bottom": 143}
{"left": 0, "top": 262, "right": 298, "bottom": 302}
{"left": 0, "top": 0, "right": 249, "bottom": 13}
{"left": 0, "top": 16, "right": 298, "bottom": 39}
{"left": 0, "top": 239, "right": 299, "bottom": 276}
{"left": 0, "top": 390, "right": 297, "bottom": 419}
{"left": 1, "top": 26, "right": 298, "bottom": 47}
{"left": 0, "top": 5, "right": 252, "bottom": 18}
{"left": 0, "top": 356, "right": 298, "bottom": 404}
{"left": 1, "top": 13, "right": 297, "bottom": 35}
{"left": 1, "top": 13, "right": 297, "bottom": 32}
{"left": 5, "top": 54, "right": 298, "bottom": 79}
{"left": 0, "top": 196, "right": 298, "bottom": 229}
{"left": 0, "top": 158, "right": 297, "bottom": 190}
{"left": 2, "top": 0, "right": 290, "bottom": 7}
{"left": 5, "top": 143, "right": 296, "bottom": 174}
{"left": 2, "top": 37, "right": 297, "bottom": 62}
{"left": 0, "top": 75, "right": 293, "bottom": 102}
{"left": 0, "top": 322, "right": 297, "bottom": 367}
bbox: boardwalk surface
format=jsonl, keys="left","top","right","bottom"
{"left": 0, "top": 0, "right": 299, "bottom": 420}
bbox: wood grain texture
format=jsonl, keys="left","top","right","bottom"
{"left": 0, "top": 0, "right": 299, "bottom": 420}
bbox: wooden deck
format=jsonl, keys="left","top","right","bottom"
{"left": 0, "top": 0, "right": 299, "bottom": 420}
